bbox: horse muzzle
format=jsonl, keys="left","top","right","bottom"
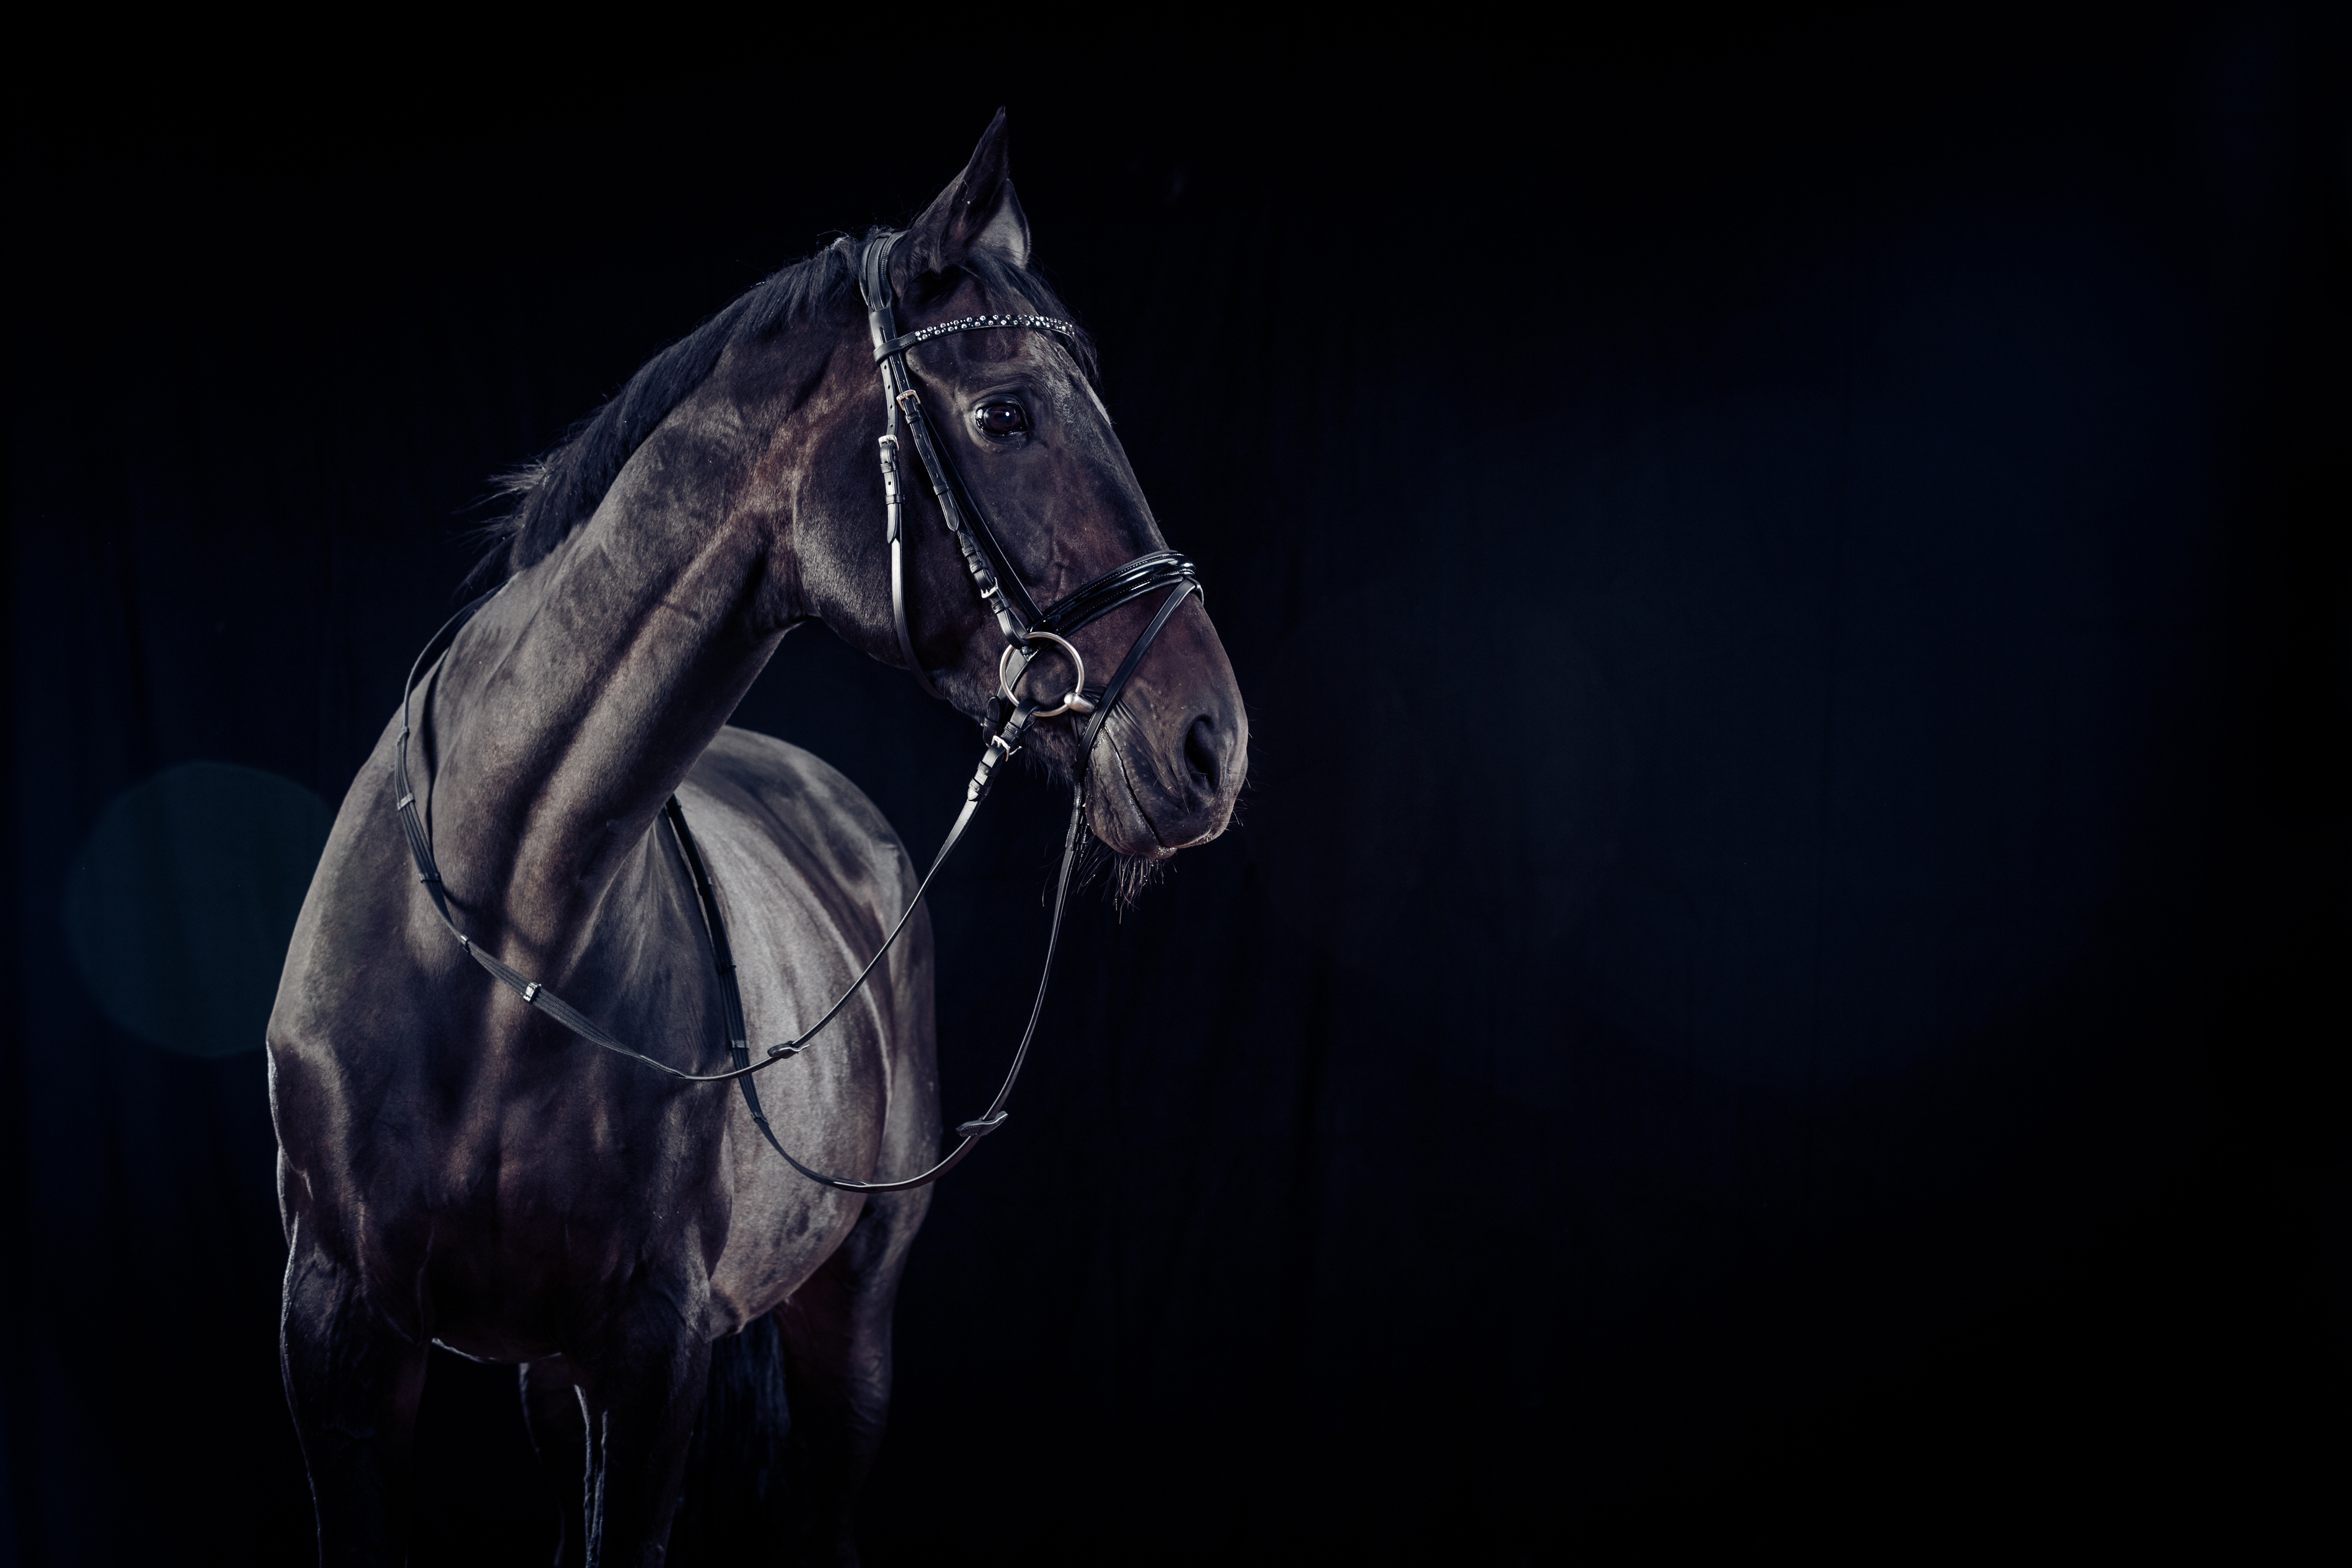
{"left": 1082, "top": 632, "right": 1248, "bottom": 859}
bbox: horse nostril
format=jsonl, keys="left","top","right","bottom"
{"left": 1183, "top": 715, "right": 1221, "bottom": 793}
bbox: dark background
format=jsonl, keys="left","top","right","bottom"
{"left": 7, "top": 10, "right": 2347, "bottom": 1562}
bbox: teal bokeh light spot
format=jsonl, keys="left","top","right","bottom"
{"left": 65, "top": 762, "right": 335, "bottom": 1058}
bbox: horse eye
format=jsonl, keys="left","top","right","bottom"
{"left": 976, "top": 402, "right": 1029, "bottom": 436}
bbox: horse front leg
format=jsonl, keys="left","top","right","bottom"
{"left": 280, "top": 1231, "right": 428, "bottom": 1566}
{"left": 522, "top": 1358, "right": 591, "bottom": 1568}
{"left": 578, "top": 1315, "right": 712, "bottom": 1567}
{"left": 776, "top": 1188, "right": 929, "bottom": 1567}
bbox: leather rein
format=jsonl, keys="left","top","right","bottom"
{"left": 391, "top": 232, "right": 1200, "bottom": 1194}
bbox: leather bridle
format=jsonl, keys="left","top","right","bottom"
{"left": 390, "top": 232, "right": 1202, "bottom": 1194}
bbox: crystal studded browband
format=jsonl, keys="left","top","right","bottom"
{"left": 875, "top": 313, "right": 1077, "bottom": 361}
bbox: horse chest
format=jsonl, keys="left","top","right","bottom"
{"left": 418, "top": 1150, "right": 719, "bottom": 1331}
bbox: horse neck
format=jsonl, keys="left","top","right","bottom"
{"left": 422, "top": 382, "right": 794, "bottom": 963}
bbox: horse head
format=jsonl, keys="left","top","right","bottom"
{"left": 778, "top": 112, "right": 1248, "bottom": 868}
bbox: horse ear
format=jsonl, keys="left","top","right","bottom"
{"left": 899, "top": 107, "right": 1032, "bottom": 279}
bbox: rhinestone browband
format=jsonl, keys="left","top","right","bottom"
{"left": 876, "top": 313, "right": 1077, "bottom": 360}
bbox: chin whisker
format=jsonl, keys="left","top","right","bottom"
{"left": 1062, "top": 810, "right": 1168, "bottom": 915}
{"left": 1013, "top": 724, "right": 1173, "bottom": 915}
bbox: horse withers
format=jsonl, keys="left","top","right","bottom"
{"left": 267, "top": 111, "right": 1247, "bottom": 1566}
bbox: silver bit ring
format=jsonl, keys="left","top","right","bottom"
{"left": 998, "top": 631, "right": 1097, "bottom": 719}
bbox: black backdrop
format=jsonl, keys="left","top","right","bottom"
{"left": 7, "top": 13, "right": 2347, "bottom": 1563}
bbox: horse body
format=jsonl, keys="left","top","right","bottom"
{"left": 270, "top": 113, "right": 1245, "bottom": 1564}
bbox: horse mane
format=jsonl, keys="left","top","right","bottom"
{"left": 478, "top": 235, "right": 1096, "bottom": 582}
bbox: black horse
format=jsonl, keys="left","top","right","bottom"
{"left": 268, "top": 113, "right": 1247, "bottom": 1564}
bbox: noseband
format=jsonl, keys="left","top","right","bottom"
{"left": 390, "top": 233, "right": 1202, "bottom": 1194}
